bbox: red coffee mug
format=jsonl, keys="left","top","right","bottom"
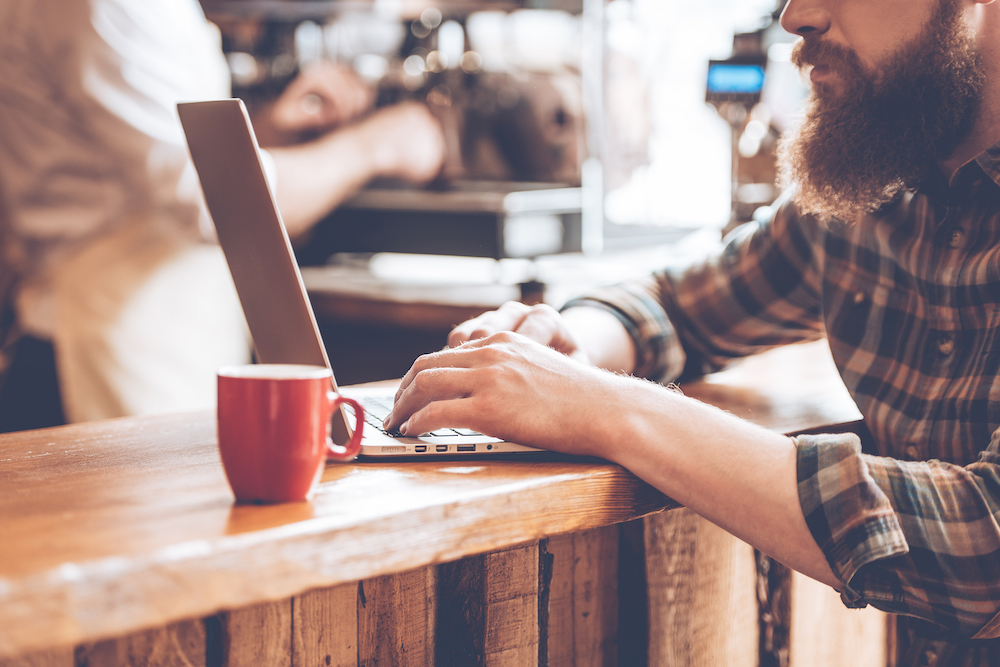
{"left": 216, "top": 364, "right": 364, "bottom": 503}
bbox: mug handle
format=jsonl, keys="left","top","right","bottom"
{"left": 326, "top": 394, "right": 365, "bottom": 461}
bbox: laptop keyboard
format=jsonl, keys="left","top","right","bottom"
{"left": 350, "top": 395, "right": 484, "bottom": 438}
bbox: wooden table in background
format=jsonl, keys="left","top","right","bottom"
{"left": 0, "top": 341, "right": 885, "bottom": 667}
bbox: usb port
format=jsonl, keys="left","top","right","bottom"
{"left": 415, "top": 445, "right": 427, "bottom": 453}
{"left": 457, "top": 444, "right": 476, "bottom": 452}
{"left": 436, "top": 444, "right": 449, "bottom": 452}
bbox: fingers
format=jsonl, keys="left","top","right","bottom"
{"left": 393, "top": 340, "right": 488, "bottom": 405}
{"left": 385, "top": 331, "right": 604, "bottom": 452}
{"left": 387, "top": 333, "right": 536, "bottom": 436}
{"left": 512, "top": 303, "right": 570, "bottom": 349}
{"left": 384, "top": 366, "right": 478, "bottom": 435}
{"left": 449, "top": 301, "right": 530, "bottom": 347}
{"left": 272, "top": 62, "right": 374, "bottom": 134}
{"left": 311, "top": 64, "right": 373, "bottom": 122}
{"left": 394, "top": 397, "right": 482, "bottom": 438}
{"left": 362, "top": 102, "right": 445, "bottom": 182}
{"left": 448, "top": 302, "right": 583, "bottom": 359}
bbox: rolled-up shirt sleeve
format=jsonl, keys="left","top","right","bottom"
{"left": 562, "top": 194, "right": 827, "bottom": 384}
{"left": 563, "top": 278, "right": 688, "bottom": 382}
{"left": 796, "top": 431, "right": 1000, "bottom": 639}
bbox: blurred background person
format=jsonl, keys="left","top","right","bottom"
{"left": 0, "top": 0, "right": 445, "bottom": 431}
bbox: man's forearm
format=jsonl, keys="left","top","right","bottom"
{"left": 267, "top": 102, "right": 444, "bottom": 239}
{"left": 606, "top": 377, "right": 841, "bottom": 590}
{"left": 268, "top": 129, "right": 377, "bottom": 239}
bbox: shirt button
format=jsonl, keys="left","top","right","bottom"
{"left": 938, "top": 337, "right": 955, "bottom": 355}
{"left": 905, "top": 444, "right": 921, "bottom": 460}
{"left": 949, "top": 229, "right": 966, "bottom": 248}
{"left": 853, "top": 291, "right": 865, "bottom": 305}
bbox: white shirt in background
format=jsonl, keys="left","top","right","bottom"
{"left": 0, "top": 0, "right": 251, "bottom": 422}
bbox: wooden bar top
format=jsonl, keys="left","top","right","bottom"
{"left": 0, "top": 340, "right": 860, "bottom": 659}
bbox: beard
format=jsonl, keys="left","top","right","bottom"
{"left": 775, "top": 0, "right": 985, "bottom": 223}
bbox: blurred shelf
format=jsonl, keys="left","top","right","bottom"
{"left": 296, "top": 181, "right": 584, "bottom": 262}
{"left": 343, "top": 181, "right": 581, "bottom": 214}
{"left": 200, "top": 0, "right": 533, "bottom": 21}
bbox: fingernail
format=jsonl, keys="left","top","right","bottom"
{"left": 400, "top": 420, "right": 410, "bottom": 436}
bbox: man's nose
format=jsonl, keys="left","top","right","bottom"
{"left": 779, "top": 0, "right": 832, "bottom": 37}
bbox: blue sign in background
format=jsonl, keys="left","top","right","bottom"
{"left": 707, "top": 64, "right": 765, "bottom": 94}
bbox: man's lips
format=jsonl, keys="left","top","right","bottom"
{"left": 809, "top": 64, "right": 833, "bottom": 83}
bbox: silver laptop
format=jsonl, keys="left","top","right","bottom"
{"left": 177, "top": 98, "right": 542, "bottom": 458}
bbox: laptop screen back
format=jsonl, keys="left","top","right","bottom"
{"left": 177, "top": 99, "right": 352, "bottom": 444}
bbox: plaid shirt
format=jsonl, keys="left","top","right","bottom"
{"left": 568, "top": 139, "right": 1000, "bottom": 661}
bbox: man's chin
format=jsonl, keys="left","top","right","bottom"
{"left": 812, "top": 82, "right": 845, "bottom": 102}
{"left": 809, "top": 67, "right": 845, "bottom": 93}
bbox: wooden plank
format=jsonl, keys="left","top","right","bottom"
{"left": 545, "top": 527, "right": 619, "bottom": 666}
{"left": 757, "top": 553, "right": 792, "bottom": 667}
{"left": 484, "top": 543, "right": 538, "bottom": 666}
{"left": 73, "top": 620, "right": 205, "bottom": 667}
{"left": 788, "top": 571, "right": 887, "bottom": 667}
{"left": 0, "top": 648, "right": 73, "bottom": 667}
{"left": 572, "top": 527, "right": 618, "bottom": 665}
{"left": 644, "top": 508, "right": 758, "bottom": 667}
{"left": 544, "top": 537, "right": 573, "bottom": 666}
{"left": 435, "top": 543, "right": 539, "bottom": 667}
{"left": 292, "top": 583, "right": 357, "bottom": 667}
{"left": 217, "top": 600, "right": 291, "bottom": 667}
{"left": 617, "top": 520, "right": 649, "bottom": 666}
{"left": 437, "top": 555, "right": 487, "bottom": 666}
{"left": 358, "top": 567, "right": 435, "bottom": 666}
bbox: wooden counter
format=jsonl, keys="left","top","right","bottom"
{"left": 0, "top": 341, "right": 872, "bottom": 666}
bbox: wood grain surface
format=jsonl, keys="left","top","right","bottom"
{"left": 644, "top": 509, "right": 759, "bottom": 667}
{"left": 292, "top": 583, "right": 357, "bottom": 667}
{"left": 357, "top": 567, "right": 436, "bottom": 666}
{"left": 544, "top": 526, "right": 619, "bottom": 666}
{"left": 74, "top": 620, "right": 205, "bottom": 667}
{"left": 788, "top": 571, "right": 887, "bottom": 667}
{"left": 0, "top": 340, "right": 860, "bottom": 660}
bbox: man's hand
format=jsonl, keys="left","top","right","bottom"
{"left": 448, "top": 301, "right": 637, "bottom": 374}
{"left": 262, "top": 62, "right": 374, "bottom": 145}
{"left": 383, "top": 332, "right": 622, "bottom": 455}
{"left": 267, "top": 100, "right": 445, "bottom": 236}
{"left": 449, "top": 301, "right": 589, "bottom": 363}
{"left": 356, "top": 101, "right": 446, "bottom": 183}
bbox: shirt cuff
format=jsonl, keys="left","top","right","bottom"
{"left": 562, "top": 281, "right": 686, "bottom": 383}
{"left": 795, "top": 432, "right": 910, "bottom": 607}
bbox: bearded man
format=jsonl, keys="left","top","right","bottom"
{"left": 383, "top": 0, "right": 1000, "bottom": 662}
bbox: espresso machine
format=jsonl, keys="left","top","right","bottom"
{"left": 202, "top": 0, "right": 592, "bottom": 263}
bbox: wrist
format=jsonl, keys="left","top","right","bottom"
{"left": 350, "top": 115, "right": 399, "bottom": 178}
{"left": 561, "top": 307, "right": 636, "bottom": 374}
{"left": 304, "top": 121, "right": 383, "bottom": 188}
{"left": 567, "top": 370, "right": 652, "bottom": 462}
